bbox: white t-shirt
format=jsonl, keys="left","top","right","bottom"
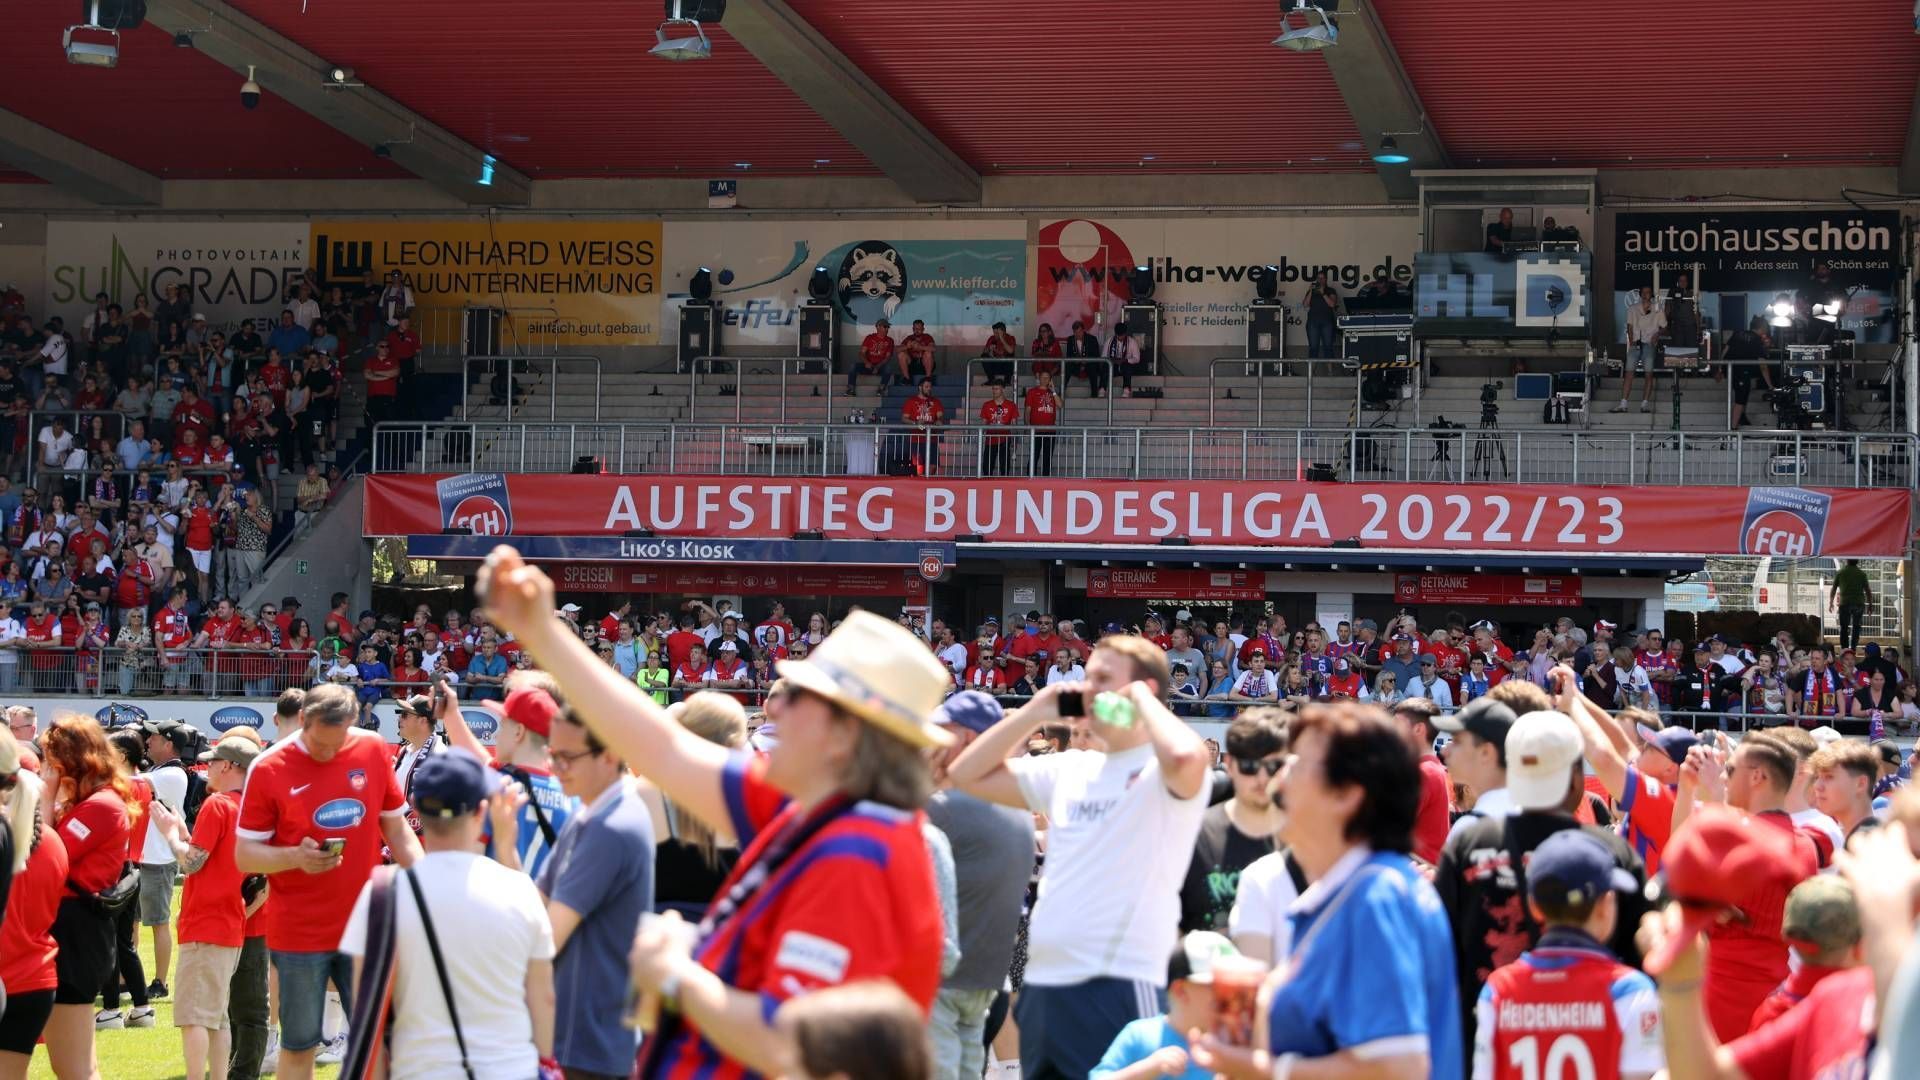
{"left": 1011, "top": 742, "right": 1207, "bottom": 986}
{"left": 0, "top": 617, "right": 24, "bottom": 662}
{"left": 340, "top": 850, "right": 555, "bottom": 1080}
{"left": 937, "top": 643, "right": 968, "bottom": 675}
{"left": 1228, "top": 850, "right": 1301, "bottom": 963}
{"left": 141, "top": 760, "right": 191, "bottom": 867}
{"left": 36, "top": 428, "right": 73, "bottom": 466}
{"left": 1045, "top": 664, "right": 1084, "bottom": 686}
{"left": 39, "top": 335, "right": 68, "bottom": 375}
{"left": 325, "top": 661, "right": 358, "bottom": 685}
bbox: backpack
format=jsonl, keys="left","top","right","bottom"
{"left": 158, "top": 756, "right": 211, "bottom": 830}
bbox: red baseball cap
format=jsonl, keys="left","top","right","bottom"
{"left": 1643, "top": 805, "right": 1809, "bottom": 976}
{"left": 481, "top": 685, "right": 560, "bottom": 739}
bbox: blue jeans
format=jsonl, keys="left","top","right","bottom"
{"left": 1307, "top": 319, "right": 1339, "bottom": 359}
{"left": 269, "top": 949, "right": 353, "bottom": 1052}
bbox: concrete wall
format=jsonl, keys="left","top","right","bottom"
{"left": 240, "top": 478, "right": 371, "bottom": 615}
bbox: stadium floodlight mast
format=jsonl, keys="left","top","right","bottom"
{"left": 652, "top": 0, "right": 727, "bottom": 61}
{"left": 1275, "top": 0, "right": 1339, "bottom": 51}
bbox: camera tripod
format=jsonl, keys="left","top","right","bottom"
{"left": 1471, "top": 403, "right": 1508, "bottom": 480}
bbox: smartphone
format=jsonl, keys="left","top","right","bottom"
{"left": 322, "top": 838, "right": 345, "bottom": 857}
{"left": 1056, "top": 690, "right": 1085, "bottom": 718}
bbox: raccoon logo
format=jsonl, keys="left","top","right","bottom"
{"left": 837, "top": 242, "right": 908, "bottom": 325}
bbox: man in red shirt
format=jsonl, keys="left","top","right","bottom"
{"left": 154, "top": 587, "right": 198, "bottom": 694}
{"left": 978, "top": 380, "right": 1019, "bottom": 476}
{"left": 1643, "top": 808, "right": 1872, "bottom": 1080}
{"left": 363, "top": 340, "right": 400, "bottom": 426}
{"left": 1558, "top": 666, "right": 1692, "bottom": 875}
{"left": 172, "top": 386, "right": 216, "bottom": 441}
{"left": 152, "top": 734, "right": 261, "bottom": 1080}
{"left": 1394, "top": 698, "right": 1453, "bottom": 863}
{"left": 232, "top": 609, "right": 278, "bottom": 697}
{"left": 1024, "top": 369, "right": 1061, "bottom": 476}
{"left": 236, "top": 684, "right": 418, "bottom": 1079}
{"left": 196, "top": 598, "right": 243, "bottom": 695}
{"left": 597, "top": 598, "right": 633, "bottom": 642}
{"left": 847, "top": 318, "right": 895, "bottom": 396}
{"left": 383, "top": 314, "right": 422, "bottom": 381}
{"left": 673, "top": 642, "right": 712, "bottom": 693}
{"left": 898, "top": 318, "right": 936, "bottom": 384}
{"left": 22, "top": 598, "right": 60, "bottom": 692}
{"left": 900, "top": 377, "right": 945, "bottom": 475}
{"left": 665, "top": 612, "right": 703, "bottom": 670}
{"left": 173, "top": 426, "right": 209, "bottom": 467}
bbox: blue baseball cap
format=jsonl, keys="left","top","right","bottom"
{"left": 933, "top": 690, "right": 1002, "bottom": 736}
{"left": 1102, "top": 621, "right": 1126, "bottom": 635}
{"left": 409, "top": 749, "right": 492, "bottom": 819}
{"left": 1634, "top": 723, "right": 1700, "bottom": 766}
{"left": 1527, "top": 829, "right": 1637, "bottom": 908}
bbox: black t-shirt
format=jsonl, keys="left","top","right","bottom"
{"left": 0, "top": 374, "right": 21, "bottom": 406}
{"left": 229, "top": 328, "right": 264, "bottom": 356}
{"left": 1179, "top": 802, "right": 1277, "bottom": 932}
{"left": 1485, "top": 221, "right": 1512, "bottom": 252}
{"left": 1435, "top": 812, "right": 1649, "bottom": 1068}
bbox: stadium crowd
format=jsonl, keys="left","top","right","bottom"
{"left": 0, "top": 547, "right": 1916, "bottom": 1080}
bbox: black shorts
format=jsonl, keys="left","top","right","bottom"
{"left": 51, "top": 897, "right": 116, "bottom": 1005}
{"left": 0, "top": 988, "right": 55, "bottom": 1054}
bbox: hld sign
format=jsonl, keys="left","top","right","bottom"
{"left": 1415, "top": 253, "right": 1591, "bottom": 336}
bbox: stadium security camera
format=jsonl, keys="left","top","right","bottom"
{"left": 240, "top": 65, "right": 260, "bottom": 110}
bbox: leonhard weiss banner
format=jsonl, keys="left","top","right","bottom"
{"left": 310, "top": 220, "right": 661, "bottom": 345}
{"left": 365, "top": 475, "right": 1911, "bottom": 558}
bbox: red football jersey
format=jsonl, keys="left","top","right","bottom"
{"left": 638, "top": 755, "right": 941, "bottom": 1080}
{"left": 236, "top": 728, "right": 406, "bottom": 953}
{"left": 1023, "top": 386, "right": 1059, "bottom": 425}
{"left": 1476, "top": 938, "right": 1663, "bottom": 1080}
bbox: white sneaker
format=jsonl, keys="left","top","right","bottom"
{"left": 316, "top": 1031, "right": 349, "bottom": 1065}
{"left": 260, "top": 1030, "right": 280, "bottom": 1074}
{"left": 1639, "top": 400, "right": 1652, "bottom": 413}
{"left": 94, "top": 1009, "right": 125, "bottom": 1030}
{"left": 1608, "top": 401, "right": 1628, "bottom": 413}
{"left": 125, "top": 1006, "right": 156, "bottom": 1028}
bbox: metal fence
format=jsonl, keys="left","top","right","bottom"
{"left": 0, "top": 647, "right": 330, "bottom": 699}
{"left": 371, "top": 421, "right": 1919, "bottom": 489}
{"left": 461, "top": 355, "right": 605, "bottom": 421}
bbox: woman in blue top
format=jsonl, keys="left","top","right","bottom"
{"left": 1195, "top": 703, "right": 1462, "bottom": 1080}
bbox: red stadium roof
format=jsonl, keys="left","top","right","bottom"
{"left": 2, "top": 0, "right": 1916, "bottom": 184}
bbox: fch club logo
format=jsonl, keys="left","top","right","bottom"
{"left": 438, "top": 474, "right": 515, "bottom": 536}
{"left": 1740, "top": 487, "right": 1832, "bottom": 556}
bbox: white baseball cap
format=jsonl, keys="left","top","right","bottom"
{"left": 1809, "top": 726, "right": 1844, "bottom": 747}
{"left": 559, "top": 603, "right": 582, "bottom": 614}
{"left": 1506, "top": 710, "right": 1585, "bottom": 811}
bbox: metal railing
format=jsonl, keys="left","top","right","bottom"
{"left": 688, "top": 356, "right": 836, "bottom": 424}
{"left": 462, "top": 355, "right": 605, "bottom": 421}
{"left": 416, "top": 306, "right": 565, "bottom": 360}
{"left": 0, "top": 646, "right": 330, "bottom": 699}
{"left": 1207, "top": 355, "right": 1406, "bottom": 426}
{"left": 961, "top": 358, "right": 1114, "bottom": 425}
{"left": 371, "top": 421, "right": 1920, "bottom": 489}
{"left": 25, "top": 409, "right": 251, "bottom": 495}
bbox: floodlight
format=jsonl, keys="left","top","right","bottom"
{"left": 63, "top": 24, "right": 119, "bottom": 67}
{"left": 1373, "top": 135, "right": 1410, "bottom": 164}
{"left": 1275, "top": 1, "right": 1338, "bottom": 51}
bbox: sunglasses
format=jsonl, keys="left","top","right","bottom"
{"left": 1233, "top": 757, "right": 1285, "bottom": 777}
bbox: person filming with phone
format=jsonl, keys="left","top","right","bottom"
{"left": 947, "top": 634, "right": 1211, "bottom": 1080}
{"left": 234, "top": 683, "right": 421, "bottom": 1079}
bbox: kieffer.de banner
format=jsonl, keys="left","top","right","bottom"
{"left": 365, "top": 474, "right": 1910, "bottom": 558}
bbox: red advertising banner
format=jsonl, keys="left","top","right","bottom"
{"left": 366, "top": 474, "right": 1912, "bottom": 558}
{"left": 549, "top": 562, "right": 925, "bottom": 597}
{"left": 1086, "top": 568, "right": 1271, "bottom": 601}
{"left": 1394, "top": 573, "right": 1582, "bottom": 607}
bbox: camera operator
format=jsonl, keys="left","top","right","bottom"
{"left": 1725, "top": 316, "right": 1774, "bottom": 429}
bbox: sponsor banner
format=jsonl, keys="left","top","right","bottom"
{"left": 18, "top": 696, "right": 445, "bottom": 745}
{"left": 365, "top": 475, "right": 1911, "bottom": 557}
{"left": 1086, "top": 568, "right": 1271, "bottom": 601}
{"left": 45, "top": 220, "right": 309, "bottom": 332}
{"left": 662, "top": 221, "right": 1024, "bottom": 347}
{"left": 1613, "top": 210, "right": 1902, "bottom": 344}
{"left": 1414, "top": 252, "right": 1592, "bottom": 338}
{"left": 1037, "top": 215, "right": 1420, "bottom": 348}
{"left": 1393, "top": 572, "right": 1582, "bottom": 607}
{"left": 548, "top": 561, "right": 927, "bottom": 597}
{"left": 406, "top": 532, "right": 954, "bottom": 568}
{"left": 310, "top": 220, "right": 661, "bottom": 345}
